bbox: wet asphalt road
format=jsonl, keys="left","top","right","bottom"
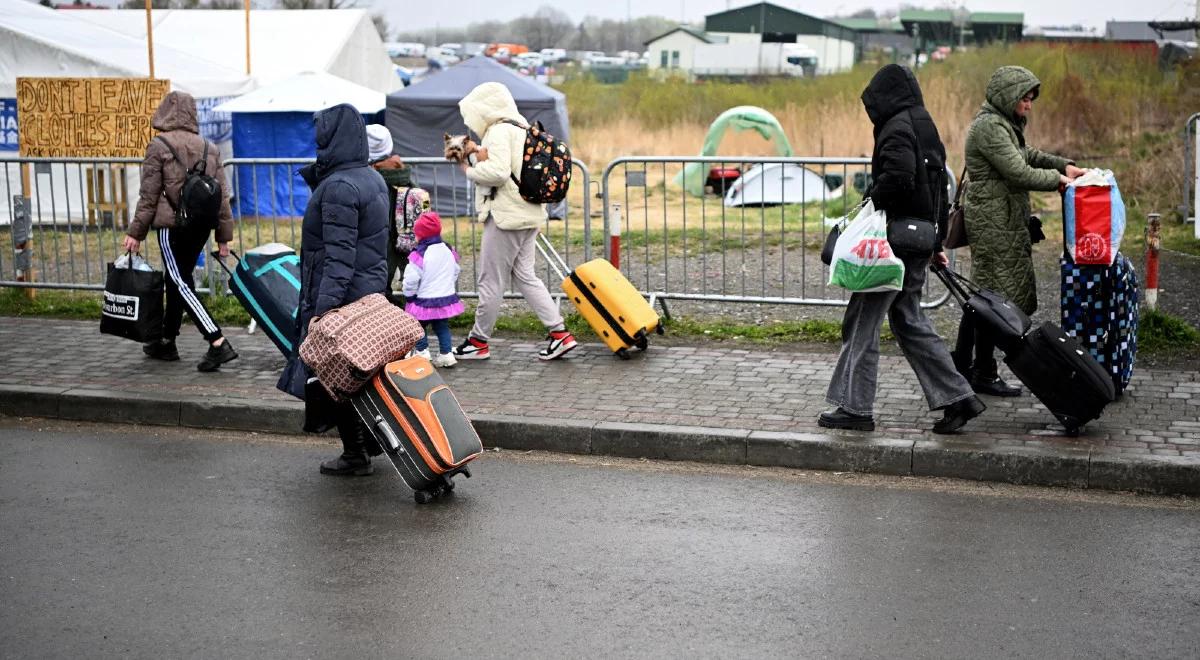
{"left": 2, "top": 420, "right": 1199, "bottom": 659}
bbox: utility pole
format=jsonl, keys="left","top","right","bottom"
{"left": 144, "top": 0, "right": 155, "bottom": 78}
{"left": 244, "top": 0, "right": 252, "bottom": 75}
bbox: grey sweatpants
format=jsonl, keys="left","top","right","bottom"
{"left": 469, "top": 216, "right": 565, "bottom": 342}
{"left": 826, "top": 255, "right": 974, "bottom": 416}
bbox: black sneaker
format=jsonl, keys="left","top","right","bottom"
{"left": 197, "top": 340, "right": 238, "bottom": 372}
{"left": 143, "top": 339, "right": 180, "bottom": 362}
{"left": 933, "top": 396, "right": 987, "bottom": 434}
{"left": 319, "top": 453, "right": 373, "bottom": 476}
{"left": 817, "top": 407, "right": 876, "bottom": 431}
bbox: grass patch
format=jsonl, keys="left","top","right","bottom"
{"left": 0, "top": 287, "right": 252, "bottom": 326}
{"left": 664, "top": 316, "right": 845, "bottom": 343}
{"left": 1139, "top": 309, "right": 1200, "bottom": 353}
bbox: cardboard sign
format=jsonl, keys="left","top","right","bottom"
{"left": 15, "top": 77, "right": 170, "bottom": 158}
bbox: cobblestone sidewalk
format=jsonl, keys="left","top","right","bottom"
{"left": 3, "top": 316, "right": 1198, "bottom": 459}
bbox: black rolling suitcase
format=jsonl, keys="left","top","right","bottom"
{"left": 934, "top": 266, "right": 1115, "bottom": 434}
{"left": 1004, "top": 322, "right": 1116, "bottom": 434}
{"left": 351, "top": 356, "right": 483, "bottom": 503}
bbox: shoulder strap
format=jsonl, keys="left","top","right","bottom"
{"left": 154, "top": 136, "right": 181, "bottom": 211}
{"left": 952, "top": 165, "right": 967, "bottom": 205}
{"left": 193, "top": 139, "right": 209, "bottom": 174}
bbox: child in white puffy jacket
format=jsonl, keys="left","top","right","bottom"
{"left": 402, "top": 212, "right": 464, "bottom": 368}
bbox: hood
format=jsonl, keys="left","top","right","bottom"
{"left": 152, "top": 91, "right": 199, "bottom": 133}
{"left": 458, "top": 82, "right": 523, "bottom": 137}
{"left": 984, "top": 65, "right": 1040, "bottom": 124}
{"left": 860, "top": 64, "right": 924, "bottom": 127}
{"left": 301, "top": 104, "right": 368, "bottom": 188}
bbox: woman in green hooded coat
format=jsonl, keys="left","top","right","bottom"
{"left": 953, "top": 65, "right": 1085, "bottom": 397}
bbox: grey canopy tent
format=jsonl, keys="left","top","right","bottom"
{"left": 385, "top": 57, "right": 571, "bottom": 217}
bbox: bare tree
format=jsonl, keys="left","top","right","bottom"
{"left": 276, "top": 0, "right": 357, "bottom": 9}
{"left": 371, "top": 13, "right": 389, "bottom": 42}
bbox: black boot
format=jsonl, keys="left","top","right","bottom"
{"left": 143, "top": 338, "right": 180, "bottom": 361}
{"left": 320, "top": 416, "right": 374, "bottom": 475}
{"left": 933, "top": 395, "right": 987, "bottom": 434}
{"left": 970, "top": 360, "right": 1022, "bottom": 397}
{"left": 817, "top": 407, "right": 876, "bottom": 431}
{"left": 319, "top": 452, "right": 373, "bottom": 476}
{"left": 197, "top": 339, "right": 238, "bottom": 372}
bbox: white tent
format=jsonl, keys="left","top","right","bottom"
{"left": 0, "top": 0, "right": 255, "bottom": 226}
{"left": 723, "top": 163, "right": 832, "bottom": 207}
{"left": 71, "top": 9, "right": 401, "bottom": 94}
{"left": 214, "top": 71, "right": 386, "bottom": 114}
{"left": 214, "top": 72, "right": 387, "bottom": 217}
{"left": 0, "top": 0, "right": 253, "bottom": 100}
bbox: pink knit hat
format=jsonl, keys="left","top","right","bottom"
{"left": 413, "top": 211, "right": 442, "bottom": 240}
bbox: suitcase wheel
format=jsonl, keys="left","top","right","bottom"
{"left": 414, "top": 490, "right": 434, "bottom": 504}
{"left": 1055, "top": 414, "right": 1083, "bottom": 437}
{"left": 655, "top": 324, "right": 665, "bottom": 336}
{"left": 615, "top": 347, "right": 632, "bottom": 360}
{"left": 634, "top": 332, "right": 649, "bottom": 351}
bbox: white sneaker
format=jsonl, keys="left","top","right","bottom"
{"left": 411, "top": 348, "right": 432, "bottom": 361}
{"left": 432, "top": 352, "right": 457, "bottom": 368}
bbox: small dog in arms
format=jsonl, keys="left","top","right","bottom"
{"left": 443, "top": 133, "right": 480, "bottom": 165}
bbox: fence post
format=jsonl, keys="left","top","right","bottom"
{"left": 1145, "top": 212, "right": 1161, "bottom": 311}
{"left": 16, "top": 163, "right": 34, "bottom": 300}
{"left": 608, "top": 202, "right": 622, "bottom": 269}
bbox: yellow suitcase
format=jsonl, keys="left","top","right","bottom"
{"left": 536, "top": 235, "right": 661, "bottom": 358}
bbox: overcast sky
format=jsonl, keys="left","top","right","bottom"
{"left": 371, "top": 0, "right": 1197, "bottom": 34}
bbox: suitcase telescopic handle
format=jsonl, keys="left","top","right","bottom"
{"left": 930, "top": 263, "right": 973, "bottom": 306}
{"left": 534, "top": 232, "right": 570, "bottom": 281}
{"left": 210, "top": 249, "right": 242, "bottom": 275}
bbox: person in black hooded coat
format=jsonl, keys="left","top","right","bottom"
{"left": 276, "top": 103, "right": 391, "bottom": 476}
{"left": 820, "top": 65, "right": 985, "bottom": 434}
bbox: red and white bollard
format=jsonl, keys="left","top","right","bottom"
{"left": 1145, "top": 212, "right": 1161, "bottom": 310}
{"left": 608, "top": 202, "right": 622, "bottom": 270}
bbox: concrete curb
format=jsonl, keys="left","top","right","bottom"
{"left": 3, "top": 386, "right": 1197, "bottom": 497}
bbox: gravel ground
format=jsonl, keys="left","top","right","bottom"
{"left": 475, "top": 223, "right": 1200, "bottom": 370}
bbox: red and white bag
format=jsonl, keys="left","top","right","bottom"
{"left": 299, "top": 293, "right": 423, "bottom": 400}
{"left": 1064, "top": 169, "right": 1126, "bottom": 266}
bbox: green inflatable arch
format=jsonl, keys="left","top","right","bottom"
{"left": 675, "top": 105, "right": 795, "bottom": 197}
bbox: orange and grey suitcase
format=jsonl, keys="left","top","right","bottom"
{"left": 351, "top": 356, "right": 483, "bottom": 503}
{"left": 536, "top": 234, "right": 662, "bottom": 359}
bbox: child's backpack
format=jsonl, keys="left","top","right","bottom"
{"left": 155, "top": 136, "right": 222, "bottom": 230}
{"left": 395, "top": 187, "right": 430, "bottom": 255}
{"left": 496, "top": 119, "right": 572, "bottom": 204}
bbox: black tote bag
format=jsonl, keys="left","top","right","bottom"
{"left": 100, "top": 254, "right": 164, "bottom": 343}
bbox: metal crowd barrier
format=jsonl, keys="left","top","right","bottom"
{"left": 1, "top": 156, "right": 148, "bottom": 291}
{"left": 600, "top": 155, "right": 956, "bottom": 312}
{"left": 0, "top": 155, "right": 593, "bottom": 301}
{"left": 2, "top": 153, "right": 955, "bottom": 312}
{"left": 1185, "top": 113, "right": 1199, "bottom": 234}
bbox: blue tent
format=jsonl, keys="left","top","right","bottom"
{"left": 386, "top": 57, "right": 570, "bottom": 217}
{"left": 216, "top": 72, "right": 387, "bottom": 217}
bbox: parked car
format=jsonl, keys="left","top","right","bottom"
{"left": 438, "top": 43, "right": 464, "bottom": 58}
{"left": 514, "top": 52, "right": 544, "bottom": 69}
{"left": 540, "top": 48, "right": 567, "bottom": 63}
{"left": 385, "top": 42, "right": 425, "bottom": 58}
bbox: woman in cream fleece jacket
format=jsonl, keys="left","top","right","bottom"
{"left": 453, "top": 82, "right": 577, "bottom": 361}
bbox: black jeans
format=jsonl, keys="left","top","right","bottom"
{"left": 156, "top": 226, "right": 222, "bottom": 343}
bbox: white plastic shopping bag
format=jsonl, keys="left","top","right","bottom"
{"left": 827, "top": 200, "right": 905, "bottom": 292}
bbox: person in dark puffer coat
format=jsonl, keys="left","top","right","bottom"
{"left": 821, "top": 64, "right": 985, "bottom": 435}
{"left": 276, "top": 103, "right": 390, "bottom": 476}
